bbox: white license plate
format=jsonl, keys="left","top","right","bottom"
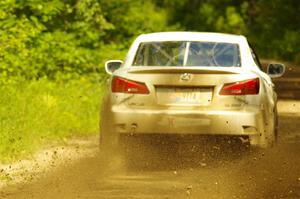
{"left": 156, "top": 87, "right": 213, "bottom": 105}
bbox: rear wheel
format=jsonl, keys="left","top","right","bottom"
{"left": 257, "top": 110, "right": 277, "bottom": 148}
{"left": 274, "top": 107, "right": 279, "bottom": 143}
{"left": 99, "top": 99, "right": 119, "bottom": 161}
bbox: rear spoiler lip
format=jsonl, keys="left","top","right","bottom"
{"left": 127, "top": 66, "right": 243, "bottom": 74}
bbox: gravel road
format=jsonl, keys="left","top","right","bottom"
{"left": 1, "top": 100, "right": 300, "bottom": 199}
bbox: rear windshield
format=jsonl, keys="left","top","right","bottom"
{"left": 132, "top": 41, "right": 241, "bottom": 67}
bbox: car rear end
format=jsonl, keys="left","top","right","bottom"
{"left": 107, "top": 34, "right": 268, "bottom": 147}
{"left": 109, "top": 67, "right": 263, "bottom": 144}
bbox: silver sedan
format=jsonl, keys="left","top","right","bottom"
{"left": 100, "top": 32, "right": 285, "bottom": 159}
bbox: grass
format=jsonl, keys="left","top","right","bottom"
{"left": 0, "top": 76, "right": 105, "bottom": 162}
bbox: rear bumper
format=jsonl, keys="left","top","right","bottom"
{"left": 110, "top": 105, "right": 263, "bottom": 137}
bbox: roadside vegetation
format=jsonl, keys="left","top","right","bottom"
{"left": 1, "top": 0, "right": 299, "bottom": 161}
{"left": 0, "top": 0, "right": 167, "bottom": 161}
{"left": 0, "top": 77, "right": 104, "bottom": 161}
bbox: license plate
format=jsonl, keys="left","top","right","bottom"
{"left": 156, "top": 87, "right": 213, "bottom": 105}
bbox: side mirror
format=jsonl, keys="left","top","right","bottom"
{"left": 267, "top": 63, "right": 285, "bottom": 78}
{"left": 105, "top": 60, "right": 123, "bottom": 75}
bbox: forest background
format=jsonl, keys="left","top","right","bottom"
{"left": 1, "top": 0, "right": 299, "bottom": 160}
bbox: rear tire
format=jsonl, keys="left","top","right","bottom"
{"left": 99, "top": 99, "right": 119, "bottom": 162}
{"left": 255, "top": 110, "right": 277, "bottom": 149}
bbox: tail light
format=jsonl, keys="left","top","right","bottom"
{"left": 219, "top": 78, "right": 260, "bottom": 95}
{"left": 112, "top": 76, "right": 149, "bottom": 94}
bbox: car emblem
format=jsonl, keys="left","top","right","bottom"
{"left": 180, "top": 73, "right": 192, "bottom": 81}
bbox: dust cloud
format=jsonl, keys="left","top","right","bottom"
{"left": 1, "top": 102, "right": 300, "bottom": 199}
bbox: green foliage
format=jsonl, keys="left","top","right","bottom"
{"left": 0, "top": 0, "right": 170, "bottom": 81}
{"left": 157, "top": 0, "right": 300, "bottom": 63}
{"left": 99, "top": 0, "right": 168, "bottom": 42}
{"left": 0, "top": 77, "right": 104, "bottom": 161}
{"left": 249, "top": 0, "right": 300, "bottom": 61}
{"left": 214, "top": 6, "right": 247, "bottom": 34}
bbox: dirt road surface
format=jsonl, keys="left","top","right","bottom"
{"left": 1, "top": 100, "right": 300, "bottom": 199}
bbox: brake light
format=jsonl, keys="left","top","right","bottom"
{"left": 112, "top": 76, "right": 149, "bottom": 94}
{"left": 219, "top": 78, "right": 260, "bottom": 95}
